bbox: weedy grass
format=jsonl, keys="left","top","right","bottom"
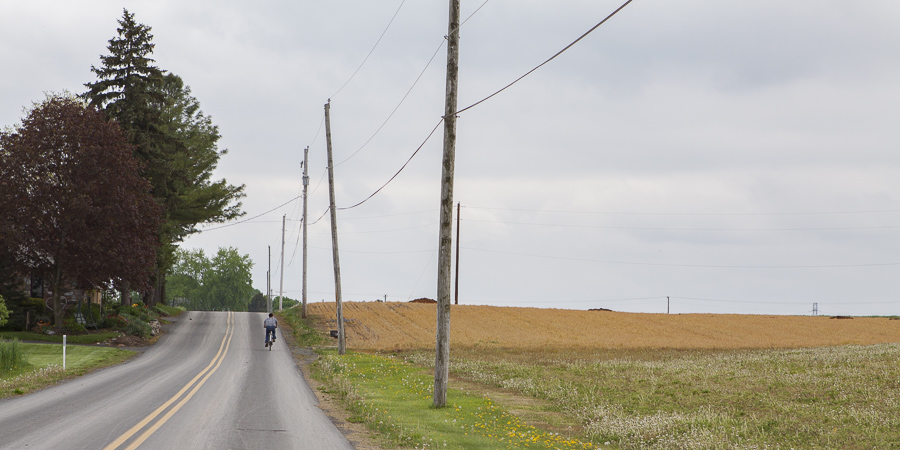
{"left": 279, "top": 306, "right": 328, "bottom": 347}
{"left": 0, "top": 339, "right": 26, "bottom": 373}
{"left": 302, "top": 303, "right": 900, "bottom": 449}
{"left": 0, "top": 342, "right": 135, "bottom": 397}
{"left": 400, "top": 344, "right": 900, "bottom": 449}
{"left": 312, "top": 349, "right": 594, "bottom": 449}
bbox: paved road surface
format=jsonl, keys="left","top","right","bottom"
{"left": 0, "top": 311, "right": 353, "bottom": 450}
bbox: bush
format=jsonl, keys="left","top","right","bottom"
{"left": 0, "top": 296, "right": 8, "bottom": 328}
{"left": 63, "top": 318, "right": 87, "bottom": 335}
{"left": 124, "top": 319, "right": 151, "bottom": 339}
{"left": 0, "top": 338, "right": 26, "bottom": 374}
{"left": 101, "top": 315, "right": 128, "bottom": 330}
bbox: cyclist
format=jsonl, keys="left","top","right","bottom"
{"left": 264, "top": 313, "right": 278, "bottom": 347}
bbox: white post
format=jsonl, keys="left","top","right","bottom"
{"left": 63, "top": 335, "right": 67, "bottom": 370}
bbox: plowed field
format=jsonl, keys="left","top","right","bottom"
{"left": 306, "top": 301, "right": 900, "bottom": 351}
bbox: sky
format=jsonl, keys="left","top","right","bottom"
{"left": 2, "top": 0, "right": 899, "bottom": 316}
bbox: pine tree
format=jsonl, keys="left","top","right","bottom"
{"left": 84, "top": 10, "right": 244, "bottom": 307}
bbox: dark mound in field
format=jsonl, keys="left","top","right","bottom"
{"left": 409, "top": 298, "right": 436, "bottom": 304}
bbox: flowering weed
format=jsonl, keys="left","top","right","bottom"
{"left": 312, "top": 350, "right": 594, "bottom": 449}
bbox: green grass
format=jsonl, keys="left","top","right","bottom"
{"left": 154, "top": 304, "right": 185, "bottom": 316}
{"left": 285, "top": 310, "right": 900, "bottom": 448}
{"left": 401, "top": 345, "right": 900, "bottom": 449}
{"left": 0, "top": 342, "right": 135, "bottom": 397}
{"left": 279, "top": 307, "right": 328, "bottom": 347}
{"left": 312, "top": 350, "right": 593, "bottom": 449}
{"left": 0, "top": 331, "right": 120, "bottom": 344}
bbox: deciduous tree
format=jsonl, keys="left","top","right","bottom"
{"left": 167, "top": 247, "right": 254, "bottom": 311}
{"left": 0, "top": 95, "right": 162, "bottom": 329}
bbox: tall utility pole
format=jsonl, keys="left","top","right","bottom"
{"left": 301, "top": 146, "right": 309, "bottom": 318}
{"left": 324, "top": 100, "right": 345, "bottom": 355}
{"left": 434, "top": 0, "right": 461, "bottom": 408}
{"left": 267, "top": 245, "right": 272, "bottom": 314}
{"left": 454, "top": 202, "right": 461, "bottom": 305}
{"left": 278, "top": 214, "right": 285, "bottom": 311}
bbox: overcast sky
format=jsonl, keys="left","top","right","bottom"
{"left": 3, "top": 0, "right": 899, "bottom": 316}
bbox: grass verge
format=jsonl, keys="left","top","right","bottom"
{"left": 291, "top": 304, "right": 900, "bottom": 449}
{"left": 281, "top": 307, "right": 592, "bottom": 448}
{"left": 0, "top": 342, "right": 135, "bottom": 398}
{"left": 312, "top": 349, "right": 594, "bottom": 449}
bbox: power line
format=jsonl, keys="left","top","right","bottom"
{"left": 337, "top": 118, "right": 445, "bottom": 210}
{"left": 462, "top": 247, "right": 900, "bottom": 269}
{"left": 336, "top": 42, "right": 445, "bottom": 166}
{"left": 199, "top": 196, "right": 301, "bottom": 232}
{"left": 334, "top": 0, "right": 491, "bottom": 167}
{"left": 462, "top": 218, "right": 900, "bottom": 232}
{"left": 466, "top": 206, "right": 900, "bottom": 217}
{"left": 456, "top": 0, "right": 634, "bottom": 115}
{"left": 331, "top": 0, "right": 408, "bottom": 100}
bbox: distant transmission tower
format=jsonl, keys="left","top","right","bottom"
{"left": 812, "top": 302, "right": 818, "bottom": 316}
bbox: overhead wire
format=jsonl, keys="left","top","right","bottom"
{"left": 462, "top": 247, "right": 900, "bottom": 269}
{"left": 456, "top": 0, "right": 634, "bottom": 115}
{"left": 330, "top": 0, "right": 408, "bottom": 100}
{"left": 332, "top": 0, "right": 629, "bottom": 209}
{"left": 465, "top": 206, "right": 900, "bottom": 216}
{"left": 200, "top": 196, "right": 301, "bottom": 232}
{"left": 461, "top": 218, "right": 900, "bottom": 232}
{"left": 336, "top": 118, "right": 445, "bottom": 210}
{"left": 335, "top": 0, "right": 491, "bottom": 167}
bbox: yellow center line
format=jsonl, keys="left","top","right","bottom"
{"left": 104, "top": 311, "right": 235, "bottom": 450}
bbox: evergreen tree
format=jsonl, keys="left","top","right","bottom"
{"left": 84, "top": 10, "right": 244, "bottom": 306}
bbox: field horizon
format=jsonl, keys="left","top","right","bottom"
{"left": 306, "top": 301, "right": 900, "bottom": 351}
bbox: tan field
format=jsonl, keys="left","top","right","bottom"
{"left": 306, "top": 301, "right": 900, "bottom": 351}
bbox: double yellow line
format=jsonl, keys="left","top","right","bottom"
{"left": 105, "top": 311, "right": 235, "bottom": 450}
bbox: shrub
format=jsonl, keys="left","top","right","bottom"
{"left": 63, "top": 318, "right": 87, "bottom": 335}
{"left": 32, "top": 320, "right": 52, "bottom": 335}
{"left": 124, "top": 320, "right": 151, "bottom": 339}
{"left": 119, "top": 314, "right": 151, "bottom": 338}
{"left": 0, "top": 296, "right": 8, "bottom": 328}
{"left": 0, "top": 339, "right": 26, "bottom": 374}
{"left": 101, "top": 315, "right": 128, "bottom": 330}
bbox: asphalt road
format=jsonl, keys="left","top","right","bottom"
{"left": 0, "top": 311, "right": 354, "bottom": 450}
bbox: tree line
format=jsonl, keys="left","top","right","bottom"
{"left": 0, "top": 9, "right": 246, "bottom": 328}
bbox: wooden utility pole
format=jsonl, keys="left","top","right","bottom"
{"left": 324, "top": 100, "right": 345, "bottom": 355}
{"left": 434, "top": 0, "right": 461, "bottom": 408}
{"left": 279, "top": 214, "right": 285, "bottom": 311}
{"left": 454, "top": 202, "right": 460, "bottom": 305}
{"left": 267, "top": 246, "right": 271, "bottom": 314}
{"left": 302, "top": 146, "right": 309, "bottom": 318}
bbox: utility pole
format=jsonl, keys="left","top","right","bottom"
{"left": 434, "top": 0, "right": 461, "bottom": 408}
{"left": 302, "top": 146, "right": 309, "bottom": 318}
{"left": 325, "top": 100, "right": 345, "bottom": 355}
{"left": 667, "top": 296, "right": 670, "bottom": 314}
{"left": 279, "top": 214, "right": 285, "bottom": 312}
{"left": 267, "top": 245, "right": 272, "bottom": 314}
{"left": 454, "top": 202, "right": 460, "bottom": 305}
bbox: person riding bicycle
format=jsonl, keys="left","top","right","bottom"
{"left": 264, "top": 313, "right": 278, "bottom": 347}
